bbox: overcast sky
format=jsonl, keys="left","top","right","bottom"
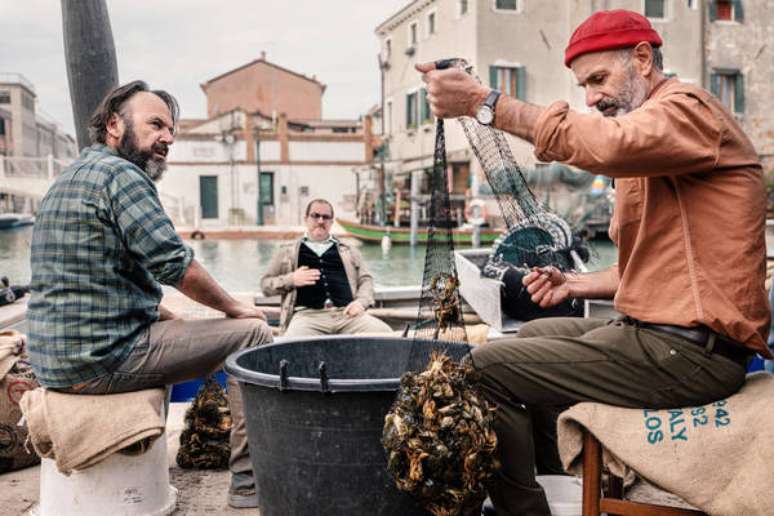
{"left": 0, "top": 1, "right": 409, "bottom": 135}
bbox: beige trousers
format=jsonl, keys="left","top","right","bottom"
{"left": 57, "top": 317, "right": 273, "bottom": 491}
{"left": 284, "top": 307, "right": 392, "bottom": 337}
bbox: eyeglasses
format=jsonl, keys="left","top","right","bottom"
{"left": 308, "top": 212, "right": 333, "bottom": 221}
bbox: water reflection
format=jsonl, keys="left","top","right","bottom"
{"left": 0, "top": 227, "right": 617, "bottom": 292}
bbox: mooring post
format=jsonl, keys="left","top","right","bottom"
{"left": 61, "top": 0, "right": 119, "bottom": 151}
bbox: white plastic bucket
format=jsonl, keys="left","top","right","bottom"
{"left": 536, "top": 475, "right": 583, "bottom": 516}
{"left": 30, "top": 433, "right": 177, "bottom": 516}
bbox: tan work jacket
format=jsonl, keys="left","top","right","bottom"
{"left": 534, "top": 78, "right": 770, "bottom": 357}
{"left": 260, "top": 239, "right": 376, "bottom": 332}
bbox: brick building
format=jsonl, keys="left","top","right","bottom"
{"left": 200, "top": 51, "right": 326, "bottom": 121}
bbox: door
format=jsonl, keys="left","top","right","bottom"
{"left": 258, "top": 171, "right": 274, "bottom": 224}
{"left": 200, "top": 176, "right": 219, "bottom": 219}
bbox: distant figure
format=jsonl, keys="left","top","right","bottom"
{"left": 27, "top": 81, "right": 271, "bottom": 509}
{"left": 261, "top": 199, "right": 392, "bottom": 336}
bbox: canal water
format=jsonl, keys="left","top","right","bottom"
{"left": 0, "top": 225, "right": 617, "bottom": 291}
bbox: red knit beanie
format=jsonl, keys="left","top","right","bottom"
{"left": 564, "top": 9, "right": 663, "bottom": 67}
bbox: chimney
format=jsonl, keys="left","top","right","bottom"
{"left": 260, "top": 50, "right": 267, "bottom": 61}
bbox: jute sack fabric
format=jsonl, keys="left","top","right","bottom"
{"left": 20, "top": 387, "right": 165, "bottom": 475}
{"left": 0, "top": 329, "right": 40, "bottom": 473}
{"left": 557, "top": 372, "right": 774, "bottom": 516}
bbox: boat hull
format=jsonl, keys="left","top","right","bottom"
{"left": 336, "top": 218, "right": 501, "bottom": 245}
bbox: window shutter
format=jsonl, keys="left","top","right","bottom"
{"left": 406, "top": 94, "right": 412, "bottom": 126}
{"left": 420, "top": 89, "right": 429, "bottom": 122}
{"left": 489, "top": 66, "right": 498, "bottom": 89}
{"left": 516, "top": 67, "right": 527, "bottom": 100}
{"left": 734, "top": 73, "right": 745, "bottom": 113}
{"left": 732, "top": 0, "right": 744, "bottom": 21}
{"left": 710, "top": 72, "right": 720, "bottom": 97}
{"left": 709, "top": 0, "right": 717, "bottom": 21}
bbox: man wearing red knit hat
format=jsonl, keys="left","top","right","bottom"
{"left": 418, "top": 9, "right": 768, "bottom": 515}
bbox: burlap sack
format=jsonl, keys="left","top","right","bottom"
{"left": 558, "top": 373, "right": 774, "bottom": 516}
{"left": 0, "top": 329, "right": 40, "bottom": 473}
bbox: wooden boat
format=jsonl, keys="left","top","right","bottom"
{"left": 336, "top": 218, "right": 502, "bottom": 245}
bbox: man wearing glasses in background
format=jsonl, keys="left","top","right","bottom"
{"left": 261, "top": 199, "right": 391, "bottom": 336}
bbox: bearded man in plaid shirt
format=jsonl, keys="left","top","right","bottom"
{"left": 27, "top": 81, "right": 269, "bottom": 509}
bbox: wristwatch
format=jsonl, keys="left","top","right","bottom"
{"left": 475, "top": 89, "right": 501, "bottom": 125}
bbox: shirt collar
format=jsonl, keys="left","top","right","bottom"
{"left": 302, "top": 232, "right": 337, "bottom": 244}
{"left": 84, "top": 143, "right": 119, "bottom": 158}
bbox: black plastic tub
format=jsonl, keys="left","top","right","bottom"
{"left": 225, "top": 335, "right": 472, "bottom": 516}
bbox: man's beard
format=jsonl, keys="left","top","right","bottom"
{"left": 596, "top": 65, "right": 649, "bottom": 118}
{"left": 117, "top": 120, "right": 168, "bottom": 181}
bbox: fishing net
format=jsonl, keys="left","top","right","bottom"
{"left": 176, "top": 376, "right": 231, "bottom": 470}
{"left": 456, "top": 74, "right": 588, "bottom": 321}
{"left": 413, "top": 118, "right": 468, "bottom": 342}
{"left": 382, "top": 352, "right": 499, "bottom": 516}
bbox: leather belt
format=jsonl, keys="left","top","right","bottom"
{"left": 621, "top": 316, "right": 752, "bottom": 366}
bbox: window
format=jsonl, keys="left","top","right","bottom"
{"left": 409, "top": 21, "right": 418, "bottom": 46}
{"left": 384, "top": 38, "right": 392, "bottom": 59}
{"left": 710, "top": 69, "right": 745, "bottom": 114}
{"left": 459, "top": 0, "right": 469, "bottom": 16}
{"left": 644, "top": 0, "right": 666, "bottom": 19}
{"left": 710, "top": 0, "right": 743, "bottom": 22}
{"left": 0, "top": 91, "right": 9, "bottom": 104}
{"left": 687, "top": 0, "right": 698, "bottom": 9}
{"left": 489, "top": 65, "right": 526, "bottom": 100}
{"left": 426, "top": 11, "right": 436, "bottom": 36}
{"left": 494, "top": 0, "right": 519, "bottom": 11}
{"left": 420, "top": 88, "right": 432, "bottom": 124}
{"left": 406, "top": 92, "right": 418, "bottom": 129}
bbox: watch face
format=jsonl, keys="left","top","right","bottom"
{"left": 476, "top": 106, "right": 494, "bottom": 125}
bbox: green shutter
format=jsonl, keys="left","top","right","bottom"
{"left": 709, "top": 0, "right": 717, "bottom": 21}
{"left": 406, "top": 93, "right": 412, "bottom": 129}
{"left": 710, "top": 72, "right": 720, "bottom": 97}
{"left": 734, "top": 73, "right": 745, "bottom": 113}
{"left": 420, "top": 89, "right": 430, "bottom": 122}
{"left": 489, "top": 66, "right": 498, "bottom": 89}
{"left": 732, "top": 0, "right": 744, "bottom": 21}
{"left": 516, "top": 67, "right": 527, "bottom": 100}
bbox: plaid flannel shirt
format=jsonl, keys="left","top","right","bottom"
{"left": 27, "top": 144, "right": 193, "bottom": 388}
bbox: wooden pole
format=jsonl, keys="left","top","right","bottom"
{"left": 61, "top": 0, "right": 119, "bottom": 151}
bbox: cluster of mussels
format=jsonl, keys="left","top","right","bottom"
{"left": 382, "top": 353, "right": 499, "bottom": 516}
{"left": 176, "top": 376, "right": 232, "bottom": 469}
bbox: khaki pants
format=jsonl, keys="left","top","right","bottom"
{"left": 58, "top": 318, "right": 273, "bottom": 492}
{"left": 470, "top": 317, "right": 747, "bottom": 516}
{"left": 284, "top": 307, "right": 392, "bottom": 337}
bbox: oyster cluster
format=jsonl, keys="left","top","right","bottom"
{"left": 176, "top": 376, "right": 232, "bottom": 469}
{"left": 382, "top": 353, "right": 499, "bottom": 516}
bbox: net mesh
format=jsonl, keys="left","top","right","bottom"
{"left": 413, "top": 119, "right": 468, "bottom": 343}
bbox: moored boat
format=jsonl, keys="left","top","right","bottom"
{"left": 0, "top": 214, "right": 34, "bottom": 230}
{"left": 336, "top": 218, "right": 501, "bottom": 245}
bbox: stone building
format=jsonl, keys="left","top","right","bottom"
{"left": 0, "top": 73, "right": 76, "bottom": 159}
{"left": 161, "top": 56, "right": 374, "bottom": 228}
{"left": 375, "top": 0, "right": 772, "bottom": 207}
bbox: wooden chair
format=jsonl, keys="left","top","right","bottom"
{"left": 581, "top": 432, "right": 707, "bottom": 516}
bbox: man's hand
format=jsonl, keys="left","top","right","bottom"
{"left": 523, "top": 266, "right": 572, "bottom": 308}
{"left": 293, "top": 266, "right": 321, "bottom": 287}
{"left": 226, "top": 302, "right": 267, "bottom": 321}
{"left": 415, "top": 61, "right": 490, "bottom": 119}
{"left": 344, "top": 300, "right": 365, "bottom": 318}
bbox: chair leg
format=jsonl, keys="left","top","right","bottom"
{"left": 582, "top": 432, "right": 602, "bottom": 516}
